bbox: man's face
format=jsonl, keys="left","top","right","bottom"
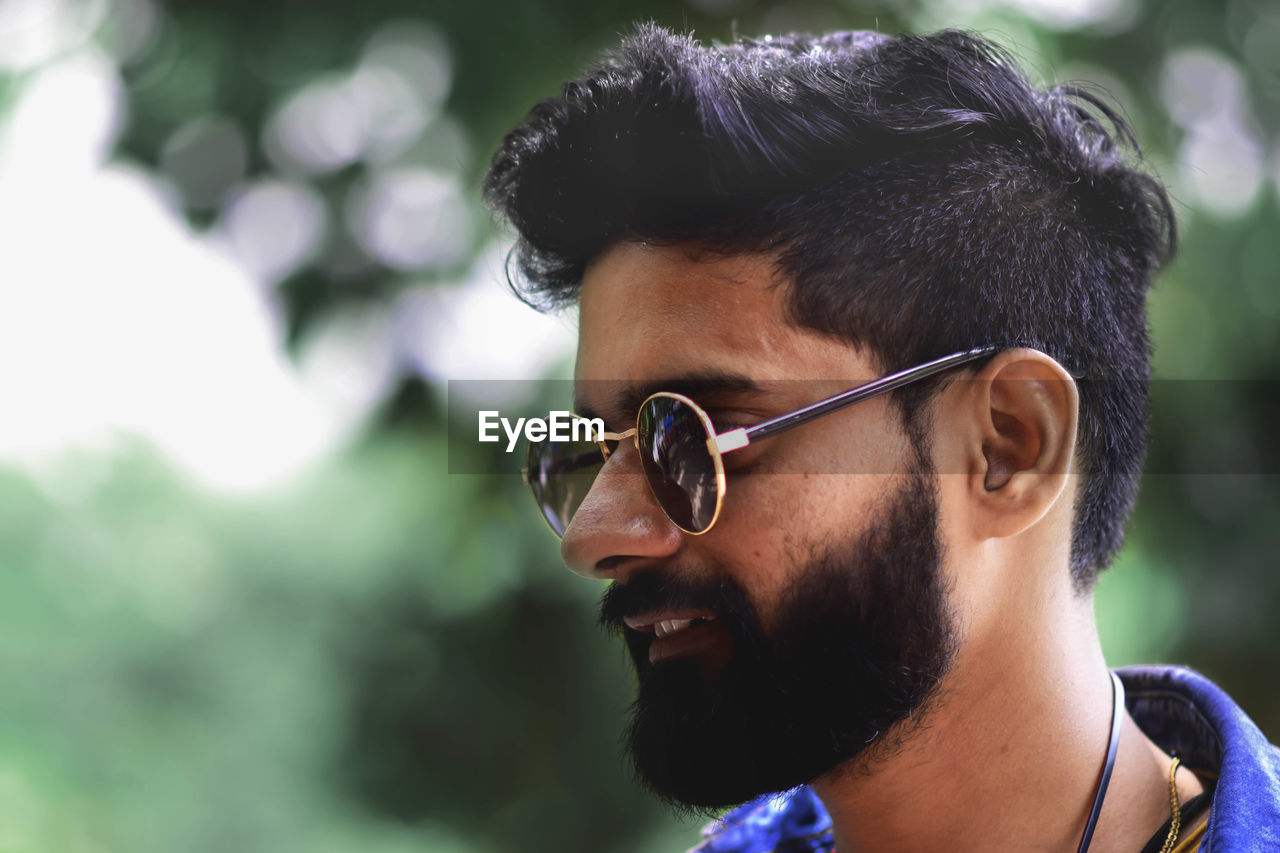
{"left": 566, "top": 241, "right": 960, "bottom": 809}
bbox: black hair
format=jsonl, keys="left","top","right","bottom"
{"left": 483, "top": 24, "right": 1175, "bottom": 588}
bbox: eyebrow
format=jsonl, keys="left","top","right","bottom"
{"left": 574, "top": 371, "right": 765, "bottom": 426}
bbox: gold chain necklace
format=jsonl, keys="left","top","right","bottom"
{"left": 1158, "top": 756, "right": 1182, "bottom": 853}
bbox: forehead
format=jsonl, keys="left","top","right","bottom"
{"left": 576, "top": 241, "right": 860, "bottom": 388}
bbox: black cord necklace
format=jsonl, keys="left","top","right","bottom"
{"left": 1076, "top": 671, "right": 1125, "bottom": 853}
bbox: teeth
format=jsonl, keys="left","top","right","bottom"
{"left": 654, "top": 618, "right": 694, "bottom": 638}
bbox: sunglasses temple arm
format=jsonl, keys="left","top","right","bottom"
{"left": 711, "top": 346, "right": 999, "bottom": 454}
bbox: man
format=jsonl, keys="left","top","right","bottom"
{"left": 483, "top": 25, "right": 1280, "bottom": 852}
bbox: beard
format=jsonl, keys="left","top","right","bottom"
{"left": 597, "top": 462, "right": 956, "bottom": 812}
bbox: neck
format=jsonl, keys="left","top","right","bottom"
{"left": 810, "top": 584, "right": 1186, "bottom": 853}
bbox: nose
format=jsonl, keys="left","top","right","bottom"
{"left": 561, "top": 440, "right": 683, "bottom": 579}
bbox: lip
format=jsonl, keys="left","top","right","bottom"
{"left": 622, "top": 609, "right": 718, "bottom": 633}
{"left": 647, "top": 618, "right": 730, "bottom": 665}
{"left": 620, "top": 609, "right": 727, "bottom": 666}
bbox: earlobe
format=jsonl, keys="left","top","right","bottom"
{"left": 970, "top": 349, "right": 1078, "bottom": 538}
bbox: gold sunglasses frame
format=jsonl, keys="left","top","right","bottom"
{"left": 525, "top": 346, "right": 999, "bottom": 539}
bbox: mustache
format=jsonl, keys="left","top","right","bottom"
{"left": 597, "top": 568, "right": 747, "bottom": 636}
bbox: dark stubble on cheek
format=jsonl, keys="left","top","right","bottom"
{"left": 597, "top": 464, "right": 957, "bottom": 814}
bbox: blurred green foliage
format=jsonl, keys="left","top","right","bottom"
{"left": 1, "top": 0, "right": 1278, "bottom": 851}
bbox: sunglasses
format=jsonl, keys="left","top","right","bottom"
{"left": 524, "top": 346, "right": 998, "bottom": 538}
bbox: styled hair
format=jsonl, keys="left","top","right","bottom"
{"left": 483, "top": 25, "right": 1175, "bottom": 587}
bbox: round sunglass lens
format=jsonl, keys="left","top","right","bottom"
{"left": 526, "top": 438, "right": 606, "bottom": 536}
{"left": 637, "top": 396, "right": 720, "bottom": 533}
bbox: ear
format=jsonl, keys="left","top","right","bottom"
{"left": 960, "top": 348, "right": 1078, "bottom": 540}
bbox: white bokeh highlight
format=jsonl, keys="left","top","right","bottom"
{"left": 1161, "top": 47, "right": 1266, "bottom": 218}
{"left": 401, "top": 242, "right": 576, "bottom": 388}
{"left": 0, "top": 0, "right": 106, "bottom": 72}
{"left": 0, "top": 49, "right": 353, "bottom": 492}
{"left": 216, "top": 179, "right": 329, "bottom": 286}
{"left": 262, "top": 20, "right": 449, "bottom": 176}
{"left": 346, "top": 167, "right": 471, "bottom": 271}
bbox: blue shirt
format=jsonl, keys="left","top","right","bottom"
{"left": 688, "top": 666, "right": 1280, "bottom": 853}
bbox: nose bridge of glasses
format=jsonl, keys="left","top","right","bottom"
{"left": 597, "top": 427, "right": 638, "bottom": 459}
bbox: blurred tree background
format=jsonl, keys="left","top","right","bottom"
{"left": 0, "top": 0, "right": 1277, "bottom": 851}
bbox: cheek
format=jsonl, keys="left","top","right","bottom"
{"left": 704, "top": 471, "right": 884, "bottom": 601}
{"left": 696, "top": 472, "right": 811, "bottom": 601}
{"left": 694, "top": 409, "right": 918, "bottom": 606}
